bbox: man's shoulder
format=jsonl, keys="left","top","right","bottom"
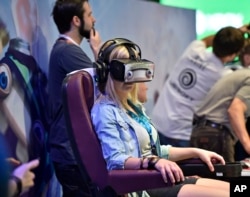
{"left": 186, "top": 39, "right": 206, "bottom": 50}
{"left": 51, "top": 41, "right": 82, "bottom": 53}
{"left": 50, "top": 41, "right": 91, "bottom": 63}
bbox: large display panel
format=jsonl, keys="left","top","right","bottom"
{"left": 160, "top": 0, "right": 250, "bottom": 39}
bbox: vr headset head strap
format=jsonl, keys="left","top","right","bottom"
{"left": 98, "top": 38, "right": 141, "bottom": 63}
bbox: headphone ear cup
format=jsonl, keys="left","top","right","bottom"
{"left": 93, "top": 59, "right": 109, "bottom": 83}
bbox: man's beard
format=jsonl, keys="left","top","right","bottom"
{"left": 79, "top": 20, "right": 91, "bottom": 39}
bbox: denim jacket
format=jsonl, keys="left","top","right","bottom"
{"left": 91, "top": 95, "right": 171, "bottom": 171}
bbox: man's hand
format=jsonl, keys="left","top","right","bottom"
{"left": 12, "top": 159, "right": 40, "bottom": 194}
{"left": 89, "top": 28, "right": 102, "bottom": 60}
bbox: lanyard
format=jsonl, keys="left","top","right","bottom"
{"left": 127, "top": 100, "right": 158, "bottom": 156}
{"left": 59, "top": 34, "right": 79, "bottom": 46}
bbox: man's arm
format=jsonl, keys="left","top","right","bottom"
{"left": 201, "top": 35, "right": 214, "bottom": 48}
{"left": 202, "top": 24, "right": 250, "bottom": 48}
{"left": 228, "top": 97, "right": 250, "bottom": 154}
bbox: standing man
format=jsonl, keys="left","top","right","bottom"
{"left": 151, "top": 25, "right": 248, "bottom": 147}
{"left": 190, "top": 69, "right": 250, "bottom": 162}
{"left": 48, "top": 1, "right": 101, "bottom": 196}
{"left": 228, "top": 38, "right": 250, "bottom": 161}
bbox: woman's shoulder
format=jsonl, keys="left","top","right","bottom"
{"left": 91, "top": 97, "right": 126, "bottom": 124}
{"left": 92, "top": 96, "right": 117, "bottom": 113}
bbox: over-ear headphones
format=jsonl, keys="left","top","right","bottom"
{"left": 94, "top": 38, "right": 141, "bottom": 83}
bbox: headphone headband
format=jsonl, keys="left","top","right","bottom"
{"left": 97, "top": 38, "right": 141, "bottom": 63}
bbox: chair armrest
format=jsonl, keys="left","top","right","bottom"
{"left": 176, "top": 158, "right": 219, "bottom": 165}
{"left": 108, "top": 169, "right": 170, "bottom": 194}
{"left": 177, "top": 158, "right": 242, "bottom": 178}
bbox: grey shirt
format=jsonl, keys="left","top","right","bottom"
{"left": 196, "top": 69, "right": 250, "bottom": 138}
{"left": 151, "top": 40, "right": 226, "bottom": 140}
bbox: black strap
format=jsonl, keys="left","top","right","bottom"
{"left": 10, "top": 175, "right": 22, "bottom": 197}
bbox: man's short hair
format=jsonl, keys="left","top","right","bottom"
{"left": 213, "top": 26, "right": 244, "bottom": 58}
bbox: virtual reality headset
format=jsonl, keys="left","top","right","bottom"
{"left": 109, "top": 59, "right": 155, "bottom": 83}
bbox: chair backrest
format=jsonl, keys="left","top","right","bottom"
{"left": 62, "top": 69, "right": 109, "bottom": 188}
{"left": 62, "top": 69, "right": 168, "bottom": 195}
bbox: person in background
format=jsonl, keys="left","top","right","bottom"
{"left": 190, "top": 69, "right": 250, "bottom": 162}
{"left": 227, "top": 38, "right": 250, "bottom": 161}
{"left": 239, "top": 38, "right": 250, "bottom": 68}
{"left": 216, "top": 38, "right": 250, "bottom": 161}
{"left": 48, "top": 0, "right": 101, "bottom": 196}
{"left": 151, "top": 25, "right": 249, "bottom": 148}
{"left": 91, "top": 38, "right": 229, "bottom": 197}
{"left": 224, "top": 38, "right": 250, "bottom": 72}
{"left": 8, "top": 158, "right": 39, "bottom": 197}
{"left": 0, "top": 135, "right": 39, "bottom": 197}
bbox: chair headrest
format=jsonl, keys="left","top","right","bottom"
{"left": 67, "top": 68, "right": 100, "bottom": 100}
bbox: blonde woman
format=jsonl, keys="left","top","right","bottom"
{"left": 91, "top": 38, "right": 229, "bottom": 197}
